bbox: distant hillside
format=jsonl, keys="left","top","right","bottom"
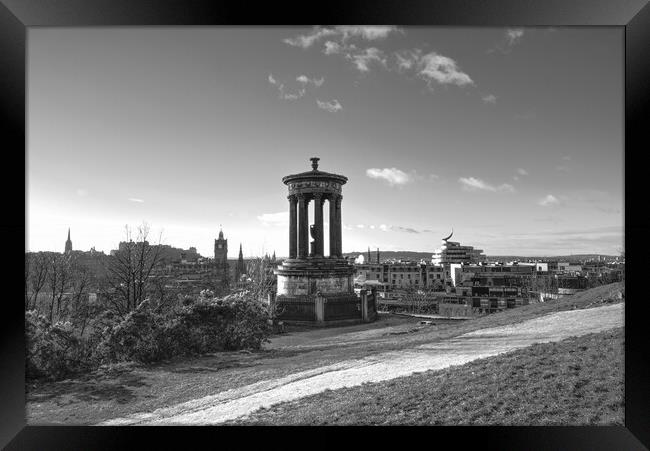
{"left": 343, "top": 251, "right": 432, "bottom": 262}
{"left": 344, "top": 251, "right": 619, "bottom": 263}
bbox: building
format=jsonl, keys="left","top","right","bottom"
{"left": 274, "top": 157, "right": 376, "bottom": 325}
{"left": 64, "top": 228, "right": 72, "bottom": 254}
{"left": 431, "top": 231, "right": 486, "bottom": 265}
{"left": 214, "top": 227, "right": 228, "bottom": 265}
{"left": 235, "top": 243, "right": 246, "bottom": 282}
{"left": 354, "top": 261, "right": 448, "bottom": 292}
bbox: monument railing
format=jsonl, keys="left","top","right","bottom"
{"left": 275, "top": 296, "right": 317, "bottom": 321}
{"left": 323, "top": 296, "right": 361, "bottom": 321}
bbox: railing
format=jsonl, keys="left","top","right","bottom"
{"left": 324, "top": 298, "right": 361, "bottom": 321}
{"left": 275, "top": 297, "right": 316, "bottom": 321}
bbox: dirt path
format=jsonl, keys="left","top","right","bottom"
{"left": 100, "top": 302, "right": 623, "bottom": 425}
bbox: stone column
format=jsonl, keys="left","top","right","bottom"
{"left": 329, "top": 195, "right": 337, "bottom": 258}
{"left": 335, "top": 195, "right": 343, "bottom": 257}
{"left": 298, "top": 194, "right": 308, "bottom": 259}
{"left": 315, "top": 293, "right": 325, "bottom": 323}
{"left": 313, "top": 193, "right": 324, "bottom": 257}
{"left": 360, "top": 289, "right": 368, "bottom": 322}
{"left": 288, "top": 195, "right": 297, "bottom": 259}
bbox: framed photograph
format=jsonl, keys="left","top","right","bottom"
{"left": 3, "top": 0, "right": 649, "bottom": 448}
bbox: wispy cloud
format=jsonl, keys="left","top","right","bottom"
{"left": 347, "top": 223, "right": 433, "bottom": 234}
{"left": 417, "top": 53, "right": 474, "bottom": 88}
{"left": 128, "top": 198, "right": 144, "bottom": 203}
{"left": 538, "top": 194, "right": 560, "bottom": 207}
{"left": 296, "top": 75, "right": 324, "bottom": 87}
{"left": 268, "top": 73, "right": 306, "bottom": 101}
{"left": 482, "top": 94, "right": 497, "bottom": 104}
{"left": 458, "top": 177, "right": 515, "bottom": 192}
{"left": 283, "top": 26, "right": 401, "bottom": 49}
{"left": 366, "top": 168, "right": 414, "bottom": 186}
{"left": 316, "top": 99, "right": 342, "bottom": 112}
{"left": 556, "top": 165, "right": 570, "bottom": 173}
{"left": 257, "top": 211, "right": 288, "bottom": 226}
{"left": 76, "top": 188, "right": 88, "bottom": 197}
{"left": 516, "top": 168, "right": 528, "bottom": 176}
{"left": 394, "top": 49, "right": 422, "bottom": 72}
{"left": 323, "top": 41, "right": 342, "bottom": 55}
{"left": 506, "top": 28, "right": 525, "bottom": 46}
{"left": 269, "top": 73, "right": 326, "bottom": 101}
{"left": 488, "top": 28, "right": 525, "bottom": 54}
{"left": 345, "top": 47, "right": 387, "bottom": 72}
{"left": 285, "top": 27, "right": 480, "bottom": 103}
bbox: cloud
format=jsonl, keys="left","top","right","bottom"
{"left": 458, "top": 177, "right": 515, "bottom": 192}
{"left": 366, "top": 168, "right": 414, "bottom": 186}
{"left": 296, "top": 75, "right": 325, "bottom": 87}
{"left": 391, "top": 226, "right": 420, "bottom": 234}
{"left": 351, "top": 223, "right": 432, "bottom": 234}
{"left": 506, "top": 28, "right": 525, "bottom": 46}
{"left": 128, "top": 198, "right": 144, "bottom": 203}
{"left": 257, "top": 211, "right": 289, "bottom": 226}
{"left": 76, "top": 188, "right": 88, "bottom": 197}
{"left": 268, "top": 73, "right": 307, "bottom": 101}
{"left": 336, "top": 26, "right": 401, "bottom": 41}
{"left": 488, "top": 28, "right": 525, "bottom": 54}
{"left": 516, "top": 168, "right": 528, "bottom": 176}
{"left": 283, "top": 27, "right": 339, "bottom": 48}
{"left": 562, "top": 155, "right": 571, "bottom": 161}
{"left": 482, "top": 94, "right": 497, "bottom": 104}
{"left": 417, "top": 52, "right": 474, "bottom": 88}
{"left": 316, "top": 99, "right": 342, "bottom": 112}
{"left": 538, "top": 194, "right": 560, "bottom": 207}
{"left": 345, "top": 47, "right": 387, "bottom": 72}
{"left": 284, "top": 26, "right": 401, "bottom": 49}
{"left": 323, "top": 41, "right": 342, "bottom": 55}
{"left": 556, "top": 165, "right": 570, "bottom": 173}
{"left": 394, "top": 49, "right": 422, "bottom": 72}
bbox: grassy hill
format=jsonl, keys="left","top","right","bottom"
{"left": 233, "top": 327, "right": 624, "bottom": 425}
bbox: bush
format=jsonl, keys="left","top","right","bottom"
{"left": 96, "top": 294, "right": 272, "bottom": 364}
{"left": 25, "top": 310, "right": 84, "bottom": 380}
{"left": 26, "top": 293, "right": 273, "bottom": 380}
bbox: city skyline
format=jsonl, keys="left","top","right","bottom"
{"left": 27, "top": 27, "right": 623, "bottom": 257}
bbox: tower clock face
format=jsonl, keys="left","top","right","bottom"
{"left": 218, "top": 244, "right": 223, "bottom": 249}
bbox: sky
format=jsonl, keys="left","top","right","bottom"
{"left": 27, "top": 26, "right": 624, "bottom": 257}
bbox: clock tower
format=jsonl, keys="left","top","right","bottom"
{"left": 214, "top": 227, "right": 228, "bottom": 266}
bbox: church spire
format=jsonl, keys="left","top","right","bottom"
{"left": 65, "top": 228, "right": 72, "bottom": 254}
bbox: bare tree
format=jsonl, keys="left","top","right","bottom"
{"left": 45, "top": 253, "right": 73, "bottom": 323}
{"left": 25, "top": 252, "right": 50, "bottom": 311}
{"left": 244, "top": 256, "right": 277, "bottom": 300}
{"left": 102, "top": 223, "right": 164, "bottom": 315}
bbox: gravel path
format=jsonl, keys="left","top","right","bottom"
{"left": 100, "top": 302, "right": 623, "bottom": 425}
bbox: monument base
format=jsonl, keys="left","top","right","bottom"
{"left": 273, "top": 257, "right": 371, "bottom": 324}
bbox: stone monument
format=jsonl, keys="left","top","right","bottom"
{"left": 274, "top": 157, "right": 373, "bottom": 325}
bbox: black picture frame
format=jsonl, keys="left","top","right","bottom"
{"left": 2, "top": 0, "right": 648, "bottom": 448}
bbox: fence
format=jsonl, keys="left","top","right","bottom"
{"left": 323, "top": 296, "right": 361, "bottom": 321}
{"left": 274, "top": 296, "right": 316, "bottom": 321}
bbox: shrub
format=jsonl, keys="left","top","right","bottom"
{"left": 25, "top": 310, "right": 84, "bottom": 380}
{"left": 27, "top": 292, "right": 273, "bottom": 380}
{"left": 96, "top": 294, "right": 272, "bottom": 364}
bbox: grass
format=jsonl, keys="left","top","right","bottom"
{"left": 230, "top": 327, "right": 624, "bottom": 425}
{"left": 26, "top": 282, "right": 624, "bottom": 425}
